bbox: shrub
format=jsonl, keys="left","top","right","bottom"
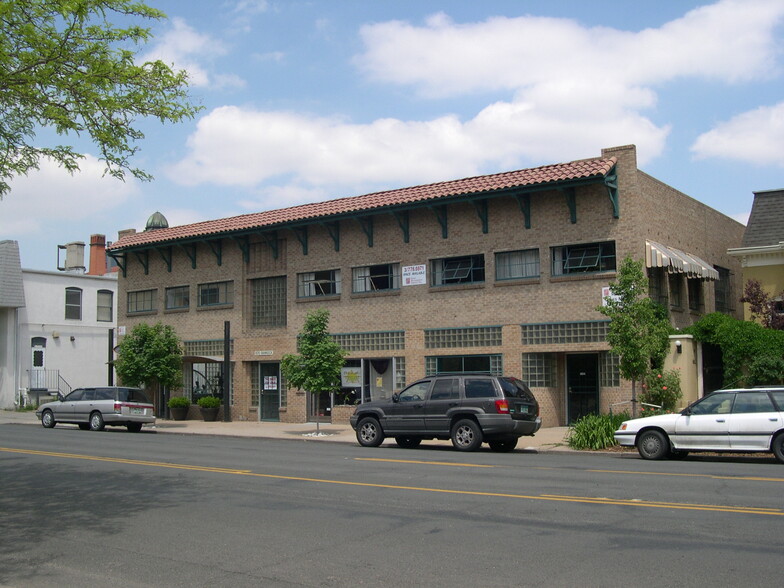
{"left": 168, "top": 395, "right": 191, "bottom": 409}
{"left": 640, "top": 369, "right": 682, "bottom": 411}
{"left": 567, "top": 412, "right": 629, "bottom": 450}
{"left": 197, "top": 395, "right": 221, "bottom": 409}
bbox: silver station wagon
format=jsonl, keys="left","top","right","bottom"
{"left": 36, "top": 386, "right": 155, "bottom": 432}
{"left": 615, "top": 387, "right": 784, "bottom": 462}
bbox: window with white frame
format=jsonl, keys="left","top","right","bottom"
{"left": 297, "top": 269, "right": 341, "bottom": 297}
{"left": 552, "top": 241, "right": 615, "bottom": 276}
{"left": 198, "top": 281, "right": 233, "bottom": 307}
{"left": 352, "top": 263, "right": 400, "bottom": 293}
{"left": 431, "top": 254, "right": 484, "bottom": 286}
{"left": 96, "top": 289, "right": 113, "bottom": 322}
{"left": 495, "top": 249, "right": 539, "bottom": 280}
{"left": 65, "top": 287, "right": 82, "bottom": 320}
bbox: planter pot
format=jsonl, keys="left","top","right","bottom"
{"left": 200, "top": 407, "right": 219, "bottom": 422}
{"left": 169, "top": 406, "right": 189, "bottom": 421}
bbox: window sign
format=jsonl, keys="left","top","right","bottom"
{"left": 601, "top": 286, "right": 621, "bottom": 306}
{"left": 341, "top": 367, "right": 363, "bottom": 387}
{"left": 263, "top": 376, "right": 278, "bottom": 390}
{"left": 402, "top": 264, "right": 426, "bottom": 286}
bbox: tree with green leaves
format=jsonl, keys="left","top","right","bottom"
{"left": 0, "top": 0, "right": 201, "bottom": 198}
{"left": 598, "top": 256, "right": 671, "bottom": 416}
{"left": 281, "top": 309, "right": 347, "bottom": 433}
{"left": 115, "top": 322, "right": 182, "bottom": 406}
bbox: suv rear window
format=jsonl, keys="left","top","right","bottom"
{"left": 498, "top": 377, "right": 535, "bottom": 401}
{"left": 116, "top": 388, "right": 151, "bottom": 403}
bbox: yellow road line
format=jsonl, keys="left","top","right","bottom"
{"left": 3, "top": 447, "right": 781, "bottom": 516}
{"left": 589, "top": 469, "right": 784, "bottom": 483}
{"left": 355, "top": 457, "right": 496, "bottom": 468}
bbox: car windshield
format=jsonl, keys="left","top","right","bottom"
{"left": 499, "top": 378, "right": 535, "bottom": 401}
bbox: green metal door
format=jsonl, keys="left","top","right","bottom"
{"left": 259, "top": 363, "right": 280, "bottom": 421}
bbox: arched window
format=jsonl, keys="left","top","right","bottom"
{"left": 65, "top": 287, "right": 82, "bottom": 320}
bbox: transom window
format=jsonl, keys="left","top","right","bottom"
{"left": 496, "top": 249, "right": 539, "bottom": 280}
{"left": 198, "top": 281, "right": 233, "bottom": 307}
{"left": 297, "top": 269, "right": 341, "bottom": 298}
{"left": 64, "top": 287, "right": 82, "bottom": 320}
{"left": 352, "top": 263, "right": 400, "bottom": 293}
{"left": 96, "top": 289, "right": 113, "bottom": 322}
{"left": 127, "top": 289, "right": 156, "bottom": 314}
{"left": 165, "top": 286, "right": 190, "bottom": 310}
{"left": 431, "top": 254, "right": 484, "bottom": 286}
{"left": 552, "top": 241, "right": 615, "bottom": 275}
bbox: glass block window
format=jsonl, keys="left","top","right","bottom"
{"left": 331, "top": 331, "right": 405, "bottom": 352}
{"left": 425, "top": 354, "right": 502, "bottom": 375}
{"left": 251, "top": 276, "right": 287, "bottom": 328}
{"left": 495, "top": 249, "right": 540, "bottom": 280}
{"left": 183, "top": 339, "right": 234, "bottom": 357}
{"left": 600, "top": 352, "right": 621, "bottom": 387}
{"left": 65, "top": 287, "right": 82, "bottom": 320}
{"left": 127, "top": 289, "right": 156, "bottom": 314}
{"left": 165, "top": 286, "right": 189, "bottom": 310}
{"left": 352, "top": 263, "right": 401, "bottom": 293}
{"left": 424, "top": 326, "right": 502, "bottom": 349}
{"left": 198, "top": 281, "right": 233, "bottom": 307}
{"left": 552, "top": 241, "right": 616, "bottom": 275}
{"left": 395, "top": 356, "right": 406, "bottom": 390}
{"left": 522, "top": 353, "right": 556, "bottom": 387}
{"left": 96, "top": 289, "right": 113, "bottom": 322}
{"left": 431, "top": 254, "right": 484, "bottom": 286}
{"left": 297, "top": 269, "right": 341, "bottom": 297}
{"left": 521, "top": 321, "right": 610, "bottom": 345}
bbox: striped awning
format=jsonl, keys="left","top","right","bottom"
{"left": 645, "top": 241, "right": 719, "bottom": 281}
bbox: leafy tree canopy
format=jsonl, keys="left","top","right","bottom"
{"left": 115, "top": 322, "right": 182, "bottom": 390}
{"left": 0, "top": 0, "right": 201, "bottom": 198}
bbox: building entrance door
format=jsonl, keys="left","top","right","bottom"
{"left": 259, "top": 363, "right": 280, "bottom": 421}
{"left": 566, "top": 354, "right": 599, "bottom": 423}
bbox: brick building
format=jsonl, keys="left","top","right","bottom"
{"left": 107, "top": 145, "right": 744, "bottom": 426}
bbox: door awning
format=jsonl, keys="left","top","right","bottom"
{"left": 645, "top": 241, "right": 719, "bottom": 281}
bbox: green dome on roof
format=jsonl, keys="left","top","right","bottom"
{"left": 145, "top": 211, "right": 169, "bottom": 231}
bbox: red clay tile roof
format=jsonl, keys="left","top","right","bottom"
{"left": 109, "top": 156, "right": 617, "bottom": 251}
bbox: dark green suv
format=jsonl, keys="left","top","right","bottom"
{"left": 349, "top": 374, "right": 541, "bottom": 452}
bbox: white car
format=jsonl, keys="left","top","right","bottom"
{"left": 614, "top": 387, "right": 784, "bottom": 462}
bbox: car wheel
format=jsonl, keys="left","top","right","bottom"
{"left": 488, "top": 438, "right": 518, "bottom": 452}
{"left": 636, "top": 429, "right": 669, "bottom": 460}
{"left": 89, "top": 411, "right": 105, "bottom": 431}
{"left": 78, "top": 423, "right": 90, "bottom": 431}
{"left": 451, "top": 419, "right": 483, "bottom": 452}
{"left": 356, "top": 417, "right": 385, "bottom": 447}
{"left": 772, "top": 433, "right": 784, "bottom": 464}
{"left": 127, "top": 423, "right": 143, "bottom": 433}
{"left": 395, "top": 436, "right": 422, "bottom": 449}
{"left": 41, "top": 410, "right": 56, "bottom": 429}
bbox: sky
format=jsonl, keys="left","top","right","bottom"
{"left": 2, "top": 0, "right": 783, "bottom": 270}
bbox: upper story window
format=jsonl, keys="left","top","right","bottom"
{"left": 166, "top": 286, "right": 190, "bottom": 310}
{"left": 297, "top": 269, "right": 341, "bottom": 298}
{"left": 495, "top": 249, "right": 539, "bottom": 281}
{"left": 431, "top": 254, "right": 484, "bottom": 286}
{"left": 714, "top": 266, "right": 733, "bottom": 314}
{"left": 688, "top": 279, "right": 703, "bottom": 311}
{"left": 198, "top": 281, "right": 234, "bottom": 307}
{"left": 65, "top": 287, "right": 82, "bottom": 320}
{"left": 127, "top": 289, "right": 157, "bottom": 314}
{"left": 96, "top": 290, "right": 113, "bottom": 322}
{"left": 251, "top": 276, "right": 287, "bottom": 328}
{"left": 353, "top": 263, "right": 400, "bottom": 293}
{"left": 552, "top": 241, "right": 616, "bottom": 276}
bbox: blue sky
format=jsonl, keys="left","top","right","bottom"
{"left": 3, "top": 0, "right": 783, "bottom": 270}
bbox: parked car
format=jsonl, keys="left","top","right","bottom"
{"left": 614, "top": 387, "right": 784, "bottom": 462}
{"left": 349, "top": 374, "right": 541, "bottom": 452}
{"left": 35, "top": 386, "right": 155, "bottom": 432}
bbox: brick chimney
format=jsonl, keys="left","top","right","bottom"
{"left": 87, "top": 234, "right": 108, "bottom": 275}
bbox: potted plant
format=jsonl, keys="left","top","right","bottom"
{"left": 197, "top": 395, "right": 221, "bottom": 421}
{"left": 167, "top": 395, "right": 191, "bottom": 421}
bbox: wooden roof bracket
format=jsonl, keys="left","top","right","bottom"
{"left": 156, "top": 246, "right": 173, "bottom": 272}
{"left": 292, "top": 226, "right": 308, "bottom": 255}
{"left": 473, "top": 199, "right": 489, "bottom": 233}
{"left": 515, "top": 193, "right": 532, "bottom": 229}
{"left": 604, "top": 167, "right": 620, "bottom": 218}
{"left": 430, "top": 204, "right": 448, "bottom": 238}
{"left": 261, "top": 231, "right": 279, "bottom": 259}
{"left": 206, "top": 239, "right": 222, "bottom": 266}
{"left": 561, "top": 187, "right": 577, "bottom": 224}
{"left": 322, "top": 221, "right": 340, "bottom": 252}
{"left": 180, "top": 243, "right": 197, "bottom": 269}
{"left": 134, "top": 250, "right": 149, "bottom": 275}
{"left": 357, "top": 216, "right": 374, "bottom": 247}
{"left": 108, "top": 251, "right": 126, "bottom": 277}
{"left": 392, "top": 210, "right": 410, "bottom": 243}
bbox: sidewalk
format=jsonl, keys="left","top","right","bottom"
{"left": 0, "top": 409, "right": 572, "bottom": 451}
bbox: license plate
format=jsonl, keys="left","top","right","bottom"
{"left": 130, "top": 407, "right": 144, "bottom": 415}
{"left": 516, "top": 404, "right": 529, "bottom": 414}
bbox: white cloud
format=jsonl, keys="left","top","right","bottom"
{"left": 0, "top": 156, "right": 138, "bottom": 236}
{"left": 141, "top": 18, "right": 244, "bottom": 89}
{"left": 691, "top": 102, "right": 784, "bottom": 166}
